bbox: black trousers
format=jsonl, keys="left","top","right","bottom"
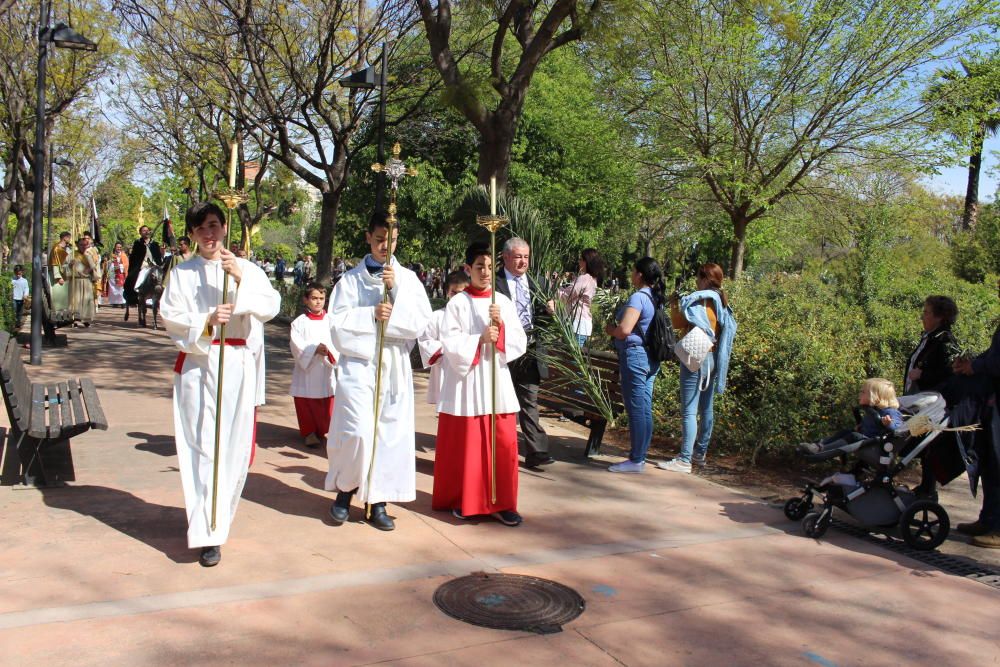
{"left": 510, "top": 356, "right": 548, "bottom": 458}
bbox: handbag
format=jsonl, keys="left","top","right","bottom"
{"left": 674, "top": 325, "right": 713, "bottom": 373}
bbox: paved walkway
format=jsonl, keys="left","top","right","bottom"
{"left": 1, "top": 311, "right": 998, "bottom": 666}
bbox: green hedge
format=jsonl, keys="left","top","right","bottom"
{"left": 590, "top": 247, "right": 999, "bottom": 463}
{"left": 0, "top": 273, "right": 13, "bottom": 334}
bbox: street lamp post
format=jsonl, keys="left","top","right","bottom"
{"left": 29, "top": 1, "right": 97, "bottom": 365}
{"left": 339, "top": 43, "right": 387, "bottom": 220}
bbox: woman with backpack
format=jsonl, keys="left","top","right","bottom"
{"left": 605, "top": 257, "right": 667, "bottom": 473}
{"left": 659, "top": 263, "right": 737, "bottom": 473}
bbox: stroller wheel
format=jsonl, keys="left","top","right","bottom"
{"left": 783, "top": 497, "right": 811, "bottom": 521}
{"left": 899, "top": 500, "right": 950, "bottom": 551}
{"left": 802, "top": 511, "right": 830, "bottom": 539}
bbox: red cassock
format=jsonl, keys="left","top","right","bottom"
{"left": 432, "top": 413, "right": 518, "bottom": 515}
{"left": 294, "top": 396, "right": 335, "bottom": 438}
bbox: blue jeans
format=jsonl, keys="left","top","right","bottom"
{"left": 577, "top": 334, "right": 588, "bottom": 348}
{"left": 619, "top": 345, "right": 658, "bottom": 463}
{"left": 678, "top": 365, "right": 716, "bottom": 463}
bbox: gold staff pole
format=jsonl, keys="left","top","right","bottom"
{"left": 476, "top": 177, "right": 508, "bottom": 504}
{"left": 210, "top": 141, "right": 248, "bottom": 531}
{"left": 366, "top": 143, "right": 417, "bottom": 519}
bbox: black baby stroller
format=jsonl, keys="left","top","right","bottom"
{"left": 783, "top": 392, "right": 952, "bottom": 551}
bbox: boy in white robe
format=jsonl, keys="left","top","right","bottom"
{"left": 290, "top": 282, "right": 338, "bottom": 447}
{"left": 434, "top": 244, "right": 527, "bottom": 525}
{"left": 418, "top": 270, "right": 469, "bottom": 405}
{"left": 160, "top": 202, "right": 281, "bottom": 567}
{"left": 325, "top": 216, "right": 432, "bottom": 531}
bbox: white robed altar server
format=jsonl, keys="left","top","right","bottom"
{"left": 325, "top": 221, "right": 432, "bottom": 530}
{"left": 418, "top": 308, "right": 448, "bottom": 405}
{"left": 431, "top": 245, "right": 527, "bottom": 522}
{"left": 290, "top": 285, "right": 338, "bottom": 446}
{"left": 160, "top": 202, "right": 280, "bottom": 566}
{"left": 417, "top": 270, "right": 470, "bottom": 405}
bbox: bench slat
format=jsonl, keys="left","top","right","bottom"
{"left": 67, "top": 381, "right": 88, "bottom": 429}
{"left": 79, "top": 378, "right": 108, "bottom": 430}
{"left": 28, "top": 384, "right": 51, "bottom": 439}
{"left": 57, "top": 381, "right": 74, "bottom": 430}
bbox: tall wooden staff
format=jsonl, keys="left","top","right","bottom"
{"left": 476, "top": 177, "right": 508, "bottom": 504}
{"left": 366, "top": 142, "right": 417, "bottom": 518}
{"left": 210, "top": 141, "right": 248, "bottom": 531}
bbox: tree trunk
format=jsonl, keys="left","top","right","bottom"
{"left": 477, "top": 113, "right": 518, "bottom": 188}
{"left": 962, "top": 126, "right": 985, "bottom": 231}
{"left": 10, "top": 193, "right": 33, "bottom": 266}
{"left": 315, "top": 190, "right": 341, "bottom": 282}
{"left": 728, "top": 216, "right": 748, "bottom": 279}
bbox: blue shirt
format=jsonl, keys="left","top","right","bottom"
{"left": 859, "top": 407, "right": 904, "bottom": 437}
{"left": 614, "top": 287, "right": 655, "bottom": 354}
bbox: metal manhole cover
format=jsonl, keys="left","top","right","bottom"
{"left": 433, "top": 572, "right": 585, "bottom": 633}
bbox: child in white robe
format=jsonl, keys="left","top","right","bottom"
{"left": 433, "top": 244, "right": 527, "bottom": 526}
{"left": 418, "top": 270, "right": 470, "bottom": 404}
{"left": 290, "top": 282, "right": 338, "bottom": 447}
{"left": 325, "top": 216, "right": 432, "bottom": 531}
{"left": 160, "top": 202, "right": 281, "bottom": 568}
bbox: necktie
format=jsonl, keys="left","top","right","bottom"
{"left": 515, "top": 275, "right": 532, "bottom": 331}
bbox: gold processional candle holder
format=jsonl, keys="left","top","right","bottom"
{"left": 208, "top": 180, "right": 249, "bottom": 531}
{"left": 476, "top": 181, "right": 509, "bottom": 505}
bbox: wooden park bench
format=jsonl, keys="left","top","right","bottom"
{"left": 0, "top": 331, "right": 107, "bottom": 486}
{"left": 537, "top": 348, "right": 624, "bottom": 458}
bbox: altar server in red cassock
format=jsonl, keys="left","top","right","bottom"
{"left": 290, "top": 282, "right": 338, "bottom": 447}
{"left": 433, "top": 244, "right": 527, "bottom": 526}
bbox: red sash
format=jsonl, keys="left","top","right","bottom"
{"left": 173, "top": 338, "right": 248, "bottom": 374}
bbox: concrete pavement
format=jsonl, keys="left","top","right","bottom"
{"left": 1, "top": 310, "right": 998, "bottom": 666}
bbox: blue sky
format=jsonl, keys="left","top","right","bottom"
{"left": 923, "top": 134, "right": 1000, "bottom": 200}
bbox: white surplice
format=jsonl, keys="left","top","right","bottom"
{"left": 417, "top": 308, "right": 448, "bottom": 405}
{"left": 248, "top": 317, "right": 266, "bottom": 407}
{"left": 437, "top": 290, "right": 526, "bottom": 417}
{"left": 324, "top": 257, "right": 432, "bottom": 503}
{"left": 290, "top": 312, "right": 338, "bottom": 398}
{"left": 160, "top": 256, "right": 281, "bottom": 548}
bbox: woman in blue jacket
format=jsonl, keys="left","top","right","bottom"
{"left": 659, "top": 263, "right": 737, "bottom": 473}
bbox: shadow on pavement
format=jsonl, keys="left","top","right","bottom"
{"left": 38, "top": 484, "right": 196, "bottom": 563}
{"left": 130, "top": 432, "right": 176, "bottom": 457}
{"left": 242, "top": 471, "right": 329, "bottom": 520}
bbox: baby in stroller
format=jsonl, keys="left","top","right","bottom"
{"left": 784, "top": 383, "right": 952, "bottom": 551}
{"left": 799, "top": 378, "right": 904, "bottom": 455}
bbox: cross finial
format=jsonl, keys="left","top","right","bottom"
{"left": 371, "top": 142, "right": 418, "bottom": 192}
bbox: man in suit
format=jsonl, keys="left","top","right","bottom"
{"left": 496, "top": 237, "right": 554, "bottom": 468}
{"left": 124, "top": 224, "right": 163, "bottom": 307}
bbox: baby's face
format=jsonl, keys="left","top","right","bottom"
{"left": 858, "top": 390, "right": 870, "bottom": 406}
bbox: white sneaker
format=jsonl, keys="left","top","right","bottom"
{"left": 656, "top": 459, "right": 692, "bottom": 474}
{"left": 608, "top": 460, "right": 645, "bottom": 473}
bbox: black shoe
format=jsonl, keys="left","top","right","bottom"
{"left": 491, "top": 510, "right": 523, "bottom": 527}
{"left": 328, "top": 490, "right": 355, "bottom": 525}
{"left": 452, "top": 508, "right": 471, "bottom": 520}
{"left": 199, "top": 546, "right": 221, "bottom": 567}
{"left": 957, "top": 520, "right": 991, "bottom": 536}
{"left": 524, "top": 454, "right": 555, "bottom": 468}
{"left": 366, "top": 503, "right": 395, "bottom": 531}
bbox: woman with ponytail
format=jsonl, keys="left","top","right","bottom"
{"left": 659, "top": 263, "right": 737, "bottom": 473}
{"left": 604, "top": 257, "right": 666, "bottom": 473}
